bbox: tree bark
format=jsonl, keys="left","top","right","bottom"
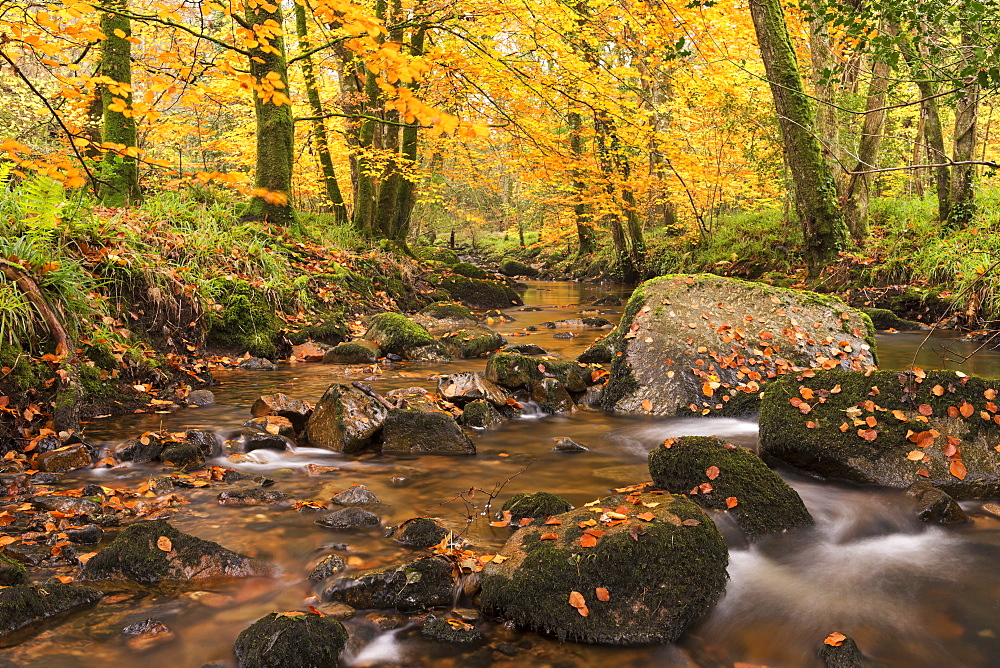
{"left": 807, "top": 14, "right": 844, "bottom": 185}
{"left": 842, "top": 56, "right": 891, "bottom": 241}
{"left": 243, "top": 1, "right": 295, "bottom": 225}
{"left": 749, "top": 0, "right": 848, "bottom": 276}
{"left": 949, "top": 26, "right": 979, "bottom": 229}
{"left": 294, "top": 1, "right": 347, "bottom": 224}
{"left": 97, "top": 0, "right": 141, "bottom": 206}
{"left": 568, "top": 108, "right": 594, "bottom": 257}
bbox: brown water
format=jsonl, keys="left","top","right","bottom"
{"left": 8, "top": 281, "right": 1000, "bottom": 668}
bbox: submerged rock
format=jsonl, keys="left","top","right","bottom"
{"left": 316, "top": 508, "right": 381, "bottom": 530}
{"left": 122, "top": 618, "right": 174, "bottom": 651}
{"left": 32, "top": 495, "right": 101, "bottom": 516}
{"left": 501, "top": 492, "right": 572, "bottom": 525}
{"left": 331, "top": 484, "right": 380, "bottom": 506}
{"left": 531, "top": 378, "right": 574, "bottom": 414}
{"left": 234, "top": 612, "right": 348, "bottom": 668}
{"left": 389, "top": 517, "right": 450, "bottom": 548}
{"left": 759, "top": 368, "right": 1000, "bottom": 499}
{"left": 309, "top": 554, "right": 347, "bottom": 581}
{"left": 552, "top": 437, "right": 588, "bottom": 453}
{"left": 306, "top": 384, "right": 388, "bottom": 453}
{"left": 217, "top": 489, "right": 289, "bottom": 506}
{"left": 480, "top": 492, "right": 728, "bottom": 645}
{"left": 323, "top": 556, "right": 454, "bottom": 612}
{"left": 648, "top": 436, "right": 813, "bottom": 538}
{"left": 0, "top": 584, "right": 103, "bottom": 646}
{"left": 904, "top": 480, "right": 967, "bottom": 524}
{"left": 79, "top": 520, "right": 273, "bottom": 584}
{"left": 600, "top": 274, "right": 876, "bottom": 416}
{"left": 0, "top": 552, "right": 28, "bottom": 586}
{"left": 239, "top": 357, "right": 277, "bottom": 371}
{"left": 380, "top": 409, "right": 476, "bottom": 455}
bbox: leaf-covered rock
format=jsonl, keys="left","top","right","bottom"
{"left": 601, "top": 274, "right": 877, "bottom": 415}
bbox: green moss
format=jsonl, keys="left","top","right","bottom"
{"left": 288, "top": 311, "right": 348, "bottom": 345}
{"left": 364, "top": 313, "right": 434, "bottom": 356}
{"left": 234, "top": 613, "right": 348, "bottom": 668}
{"left": 420, "top": 301, "right": 476, "bottom": 322}
{"left": 205, "top": 279, "right": 281, "bottom": 358}
{"left": 599, "top": 282, "right": 648, "bottom": 410}
{"left": 393, "top": 518, "right": 450, "bottom": 548}
{"left": 0, "top": 342, "right": 44, "bottom": 390}
{"left": 439, "top": 328, "right": 506, "bottom": 358}
{"left": 415, "top": 247, "right": 460, "bottom": 265}
{"left": 323, "top": 556, "right": 455, "bottom": 612}
{"left": 578, "top": 335, "right": 612, "bottom": 364}
{"left": 452, "top": 262, "right": 490, "bottom": 279}
{"left": 499, "top": 260, "right": 538, "bottom": 277}
{"left": 421, "top": 617, "right": 484, "bottom": 644}
{"left": 436, "top": 275, "right": 523, "bottom": 309}
{"left": 0, "top": 584, "right": 104, "bottom": 640}
{"left": 323, "top": 341, "right": 379, "bottom": 364}
{"left": 501, "top": 492, "right": 572, "bottom": 523}
{"left": 648, "top": 436, "right": 813, "bottom": 537}
{"left": 459, "top": 400, "right": 505, "bottom": 429}
{"left": 0, "top": 552, "right": 28, "bottom": 586}
{"left": 485, "top": 352, "right": 587, "bottom": 392}
{"left": 861, "top": 308, "right": 923, "bottom": 332}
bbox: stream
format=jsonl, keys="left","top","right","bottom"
{"left": 7, "top": 280, "right": 1000, "bottom": 667}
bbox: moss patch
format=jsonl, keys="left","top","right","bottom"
{"left": 485, "top": 352, "right": 588, "bottom": 392}
{"left": 364, "top": 313, "right": 434, "bottom": 356}
{"left": 205, "top": 279, "right": 281, "bottom": 359}
{"left": 233, "top": 613, "right": 348, "bottom": 668}
{"left": 436, "top": 275, "right": 523, "bottom": 309}
{"left": 420, "top": 301, "right": 476, "bottom": 322}
{"left": 0, "top": 583, "right": 104, "bottom": 645}
{"left": 451, "top": 262, "right": 490, "bottom": 279}
{"left": 501, "top": 492, "right": 572, "bottom": 523}
{"left": 438, "top": 328, "right": 506, "bottom": 358}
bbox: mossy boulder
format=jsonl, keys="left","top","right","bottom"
{"left": 0, "top": 552, "right": 28, "bottom": 586}
{"left": 416, "top": 301, "right": 478, "bottom": 329}
{"left": 364, "top": 313, "right": 436, "bottom": 358}
{"left": 499, "top": 260, "right": 538, "bottom": 278}
{"left": 861, "top": 308, "right": 925, "bottom": 332}
{"left": 0, "top": 583, "right": 103, "bottom": 647}
{"left": 531, "top": 378, "right": 574, "bottom": 414}
{"left": 287, "top": 312, "right": 349, "bottom": 346}
{"left": 437, "top": 372, "right": 510, "bottom": 407}
{"left": 438, "top": 328, "right": 507, "bottom": 358}
{"left": 305, "top": 384, "right": 388, "bottom": 453}
{"left": 601, "top": 274, "right": 877, "bottom": 416}
{"left": 379, "top": 409, "right": 476, "bottom": 455}
{"left": 205, "top": 280, "right": 282, "bottom": 359}
{"left": 480, "top": 492, "right": 729, "bottom": 645}
{"left": 421, "top": 617, "right": 484, "bottom": 644}
{"left": 322, "top": 341, "right": 380, "bottom": 365}
{"left": 437, "top": 275, "right": 523, "bottom": 309}
{"left": 485, "top": 353, "right": 589, "bottom": 393}
{"left": 759, "top": 368, "right": 1000, "bottom": 499}
{"left": 451, "top": 262, "right": 490, "bottom": 280}
{"left": 79, "top": 519, "right": 274, "bottom": 584}
{"left": 459, "top": 400, "right": 506, "bottom": 429}
{"left": 322, "top": 556, "right": 455, "bottom": 612}
{"left": 577, "top": 336, "right": 613, "bottom": 363}
{"left": 501, "top": 492, "right": 572, "bottom": 524}
{"left": 390, "top": 517, "right": 451, "bottom": 548}
{"left": 648, "top": 436, "right": 813, "bottom": 538}
{"left": 233, "top": 612, "right": 348, "bottom": 668}
{"left": 416, "top": 247, "right": 460, "bottom": 265}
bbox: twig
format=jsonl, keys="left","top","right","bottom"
{"left": 350, "top": 381, "right": 395, "bottom": 410}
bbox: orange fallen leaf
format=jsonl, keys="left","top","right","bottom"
{"left": 891, "top": 410, "right": 908, "bottom": 421}
{"left": 906, "top": 450, "right": 925, "bottom": 461}
{"left": 950, "top": 460, "right": 967, "bottom": 480}
{"left": 800, "top": 387, "right": 815, "bottom": 400}
{"left": 916, "top": 468, "right": 930, "bottom": 477}
{"left": 857, "top": 429, "right": 878, "bottom": 441}
{"left": 681, "top": 518, "right": 701, "bottom": 526}
{"left": 595, "top": 587, "right": 610, "bottom": 602}
{"left": 641, "top": 399, "right": 653, "bottom": 412}
{"left": 568, "top": 591, "right": 586, "bottom": 608}
{"left": 947, "top": 406, "right": 960, "bottom": 418}
{"left": 705, "top": 465, "right": 720, "bottom": 480}
{"left": 918, "top": 404, "right": 933, "bottom": 416}
{"left": 824, "top": 632, "right": 847, "bottom": 647}
{"left": 865, "top": 416, "right": 878, "bottom": 427}
{"left": 725, "top": 496, "right": 738, "bottom": 508}
{"left": 544, "top": 517, "right": 562, "bottom": 525}
{"left": 577, "top": 604, "right": 590, "bottom": 617}
{"left": 931, "top": 384, "right": 945, "bottom": 397}
{"left": 579, "top": 534, "right": 598, "bottom": 548}
{"left": 157, "top": 536, "right": 172, "bottom": 552}
{"left": 540, "top": 533, "right": 559, "bottom": 540}
{"left": 805, "top": 421, "right": 816, "bottom": 429}
{"left": 960, "top": 401, "right": 975, "bottom": 418}
{"left": 636, "top": 512, "right": 656, "bottom": 521}
{"left": 986, "top": 388, "right": 997, "bottom": 400}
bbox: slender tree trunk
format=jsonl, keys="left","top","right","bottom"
{"left": 807, "top": 15, "right": 844, "bottom": 185}
{"left": 294, "top": 1, "right": 347, "bottom": 224}
{"left": 568, "top": 108, "right": 594, "bottom": 256}
{"left": 594, "top": 110, "right": 644, "bottom": 282}
{"left": 97, "top": 0, "right": 141, "bottom": 206}
{"left": 388, "top": 25, "right": 426, "bottom": 242}
{"left": 949, "top": 27, "right": 979, "bottom": 229}
{"left": 842, "top": 57, "right": 891, "bottom": 241}
{"left": 243, "top": 2, "right": 295, "bottom": 224}
{"left": 749, "top": 0, "right": 848, "bottom": 276}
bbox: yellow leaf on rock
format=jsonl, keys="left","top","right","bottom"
{"left": 157, "top": 536, "right": 172, "bottom": 551}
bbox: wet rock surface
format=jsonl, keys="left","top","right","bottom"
{"left": 316, "top": 508, "right": 381, "bottom": 530}
{"left": 306, "top": 384, "right": 388, "bottom": 453}
{"left": 379, "top": 408, "right": 476, "bottom": 455}
{"left": 323, "top": 556, "right": 454, "bottom": 612}
{"left": 0, "top": 583, "right": 104, "bottom": 646}
{"left": 233, "top": 612, "right": 348, "bottom": 668}
{"left": 437, "top": 372, "right": 510, "bottom": 407}
{"left": 389, "top": 517, "right": 450, "bottom": 548}
{"left": 331, "top": 484, "right": 380, "bottom": 506}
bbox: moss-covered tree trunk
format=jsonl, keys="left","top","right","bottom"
{"left": 568, "top": 108, "right": 594, "bottom": 257}
{"left": 749, "top": 0, "right": 848, "bottom": 275}
{"left": 388, "top": 25, "right": 426, "bottom": 243}
{"left": 842, "top": 56, "right": 890, "bottom": 241}
{"left": 294, "top": 1, "right": 347, "bottom": 224}
{"left": 97, "top": 0, "right": 141, "bottom": 206}
{"left": 243, "top": 1, "right": 295, "bottom": 225}
{"left": 807, "top": 15, "right": 844, "bottom": 185}
{"left": 594, "top": 110, "right": 644, "bottom": 282}
{"left": 949, "top": 26, "right": 979, "bottom": 229}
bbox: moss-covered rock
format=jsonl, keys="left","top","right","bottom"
{"left": 451, "top": 262, "right": 490, "bottom": 280}
{"left": 437, "top": 372, "right": 510, "bottom": 407}
{"left": 0, "top": 341, "right": 45, "bottom": 391}
{"left": 531, "top": 378, "right": 574, "bottom": 414}
{"left": 322, "top": 556, "right": 454, "bottom": 612}
{"left": 287, "top": 312, "right": 349, "bottom": 346}
{"left": 0, "top": 552, "right": 28, "bottom": 586}
{"left": 416, "top": 247, "right": 460, "bottom": 265}
{"left": 437, "top": 275, "right": 523, "bottom": 309}
{"left": 485, "top": 353, "right": 588, "bottom": 393}
{"left": 459, "top": 400, "right": 506, "bottom": 429}
{"left": 305, "top": 384, "right": 388, "bottom": 453}
{"left": 759, "top": 368, "right": 1000, "bottom": 498}
{"left": 501, "top": 492, "right": 572, "bottom": 524}
{"left": 0, "top": 583, "right": 103, "bottom": 646}
{"left": 648, "top": 436, "right": 813, "bottom": 538}
{"left": 438, "top": 328, "right": 507, "bottom": 358}
{"left": 390, "top": 517, "right": 450, "bottom": 548}
{"left": 817, "top": 633, "right": 868, "bottom": 668}
{"left": 233, "top": 612, "right": 348, "bottom": 668}
{"left": 418, "top": 301, "right": 477, "bottom": 325}
{"left": 79, "top": 519, "right": 274, "bottom": 584}
{"left": 363, "top": 313, "right": 435, "bottom": 358}
{"left": 379, "top": 409, "right": 475, "bottom": 455}
{"left": 322, "top": 341, "right": 380, "bottom": 365}
{"left": 480, "top": 492, "right": 728, "bottom": 645}
{"left": 421, "top": 617, "right": 484, "bottom": 644}
{"left": 499, "top": 260, "right": 538, "bottom": 278}
{"left": 205, "top": 280, "right": 282, "bottom": 359}
{"left": 601, "top": 274, "right": 877, "bottom": 416}
{"left": 577, "top": 336, "right": 613, "bottom": 364}
{"left": 861, "top": 308, "right": 925, "bottom": 332}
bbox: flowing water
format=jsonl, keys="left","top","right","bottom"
{"left": 7, "top": 281, "right": 1000, "bottom": 667}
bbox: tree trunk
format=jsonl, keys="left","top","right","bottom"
{"left": 388, "top": 25, "right": 426, "bottom": 243}
{"left": 842, "top": 56, "right": 891, "bottom": 241}
{"left": 568, "top": 108, "right": 594, "bottom": 257}
{"left": 594, "top": 110, "right": 644, "bottom": 282}
{"left": 243, "top": 1, "right": 295, "bottom": 225}
{"left": 97, "top": 0, "right": 141, "bottom": 206}
{"left": 294, "top": 1, "right": 347, "bottom": 224}
{"left": 749, "top": 0, "right": 848, "bottom": 276}
{"left": 807, "top": 14, "right": 844, "bottom": 185}
{"left": 949, "top": 27, "right": 979, "bottom": 229}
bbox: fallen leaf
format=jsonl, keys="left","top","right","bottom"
{"left": 916, "top": 468, "right": 930, "bottom": 477}
{"left": 540, "top": 533, "right": 558, "bottom": 540}
{"left": 157, "top": 536, "right": 172, "bottom": 552}
{"left": 595, "top": 587, "right": 610, "bottom": 602}
{"left": 641, "top": 399, "right": 653, "bottom": 412}
{"left": 918, "top": 404, "right": 933, "bottom": 416}
{"left": 544, "top": 517, "right": 562, "bottom": 525}
{"left": 931, "top": 384, "right": 945, "bottom": 396}
{"left": 725, "top": 496, "right": 738, "bottom": 508}
{"left": 986, "top": 388, "right": 997, "bottom": 400}
{"left": 824, "top": 632, "right": 847, "bottom": 647}
{"left": 681, "top": 518, "right": 701, "bottom": 526}
{"left": 800, "top": 387, "right": 814, "bottom": 400}
{"left": 950, "top": 460, "right": 967, "bottom": 480}
{"left": 705, "top": 465, "right": 720, "bottom": 480}
{"left": 960, "top": 401, "right": 975, "bottom": 418}
{"left": 579, "top": 534, "right": 598, "bottom": 548}
{"left": 857, "top": 429, "right": 878, "bottom": 441}
{"left": 568, "top": 591, "right": 586, "bottom": 608}
{"left": 906, "top": 450, "right": 925, "bottom": 461}
{"left": 636, "top": 512, "right": 656, "bottom": 521}
{"left": 891, "top": 410, "right": 908, "bottom": 421}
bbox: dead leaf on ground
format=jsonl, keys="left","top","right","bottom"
{"left": 156, "top": 536, "right": 172, "bottom": 552}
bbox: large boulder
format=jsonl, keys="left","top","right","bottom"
{"left": 601, "top": 274, "right": 877, "bottom": 415}
{"left": 437, "top": 275, "right": 523, "bottom": 309}
{"left": 323, "top": 556, "right": 455, "bottom": 612}
{"left": 379, "top": 409, "right": 476, "bottom": 455}
{"left": 480, "top": 492, "right": 728, "bottom": 645}
{"left": 438, "top": 328, "right": 507, "bottom": 358}
{"left": 234, "top": 613, "right": 348, "bottom": 668}
{"left": 250, "top": 393, "right": 312, "bottom": 432}
{"left": 437, "top": 372, "right": 510, "bottom": 407}
{"left": 499, "top": 260, "right": 538, "bottom": 278}
{"left": 305, "top": 384, "right": 388, "bottom": 453}
{"left": 0, "top": 584, "right": 103, "bottom": 646}
{"left": 416, "top": 301, "right": 478, "bottom": 329}
{"left": 459, "top": 400, "right": 506, "bottom": 429}
{"left": 322, "top": 341, "right": 380, "bottom": 365}
{"left": 485, "top": 353, "right": 588, "bottom": 393}
{"left": 79, "top": 520, "right": 274, "bottom": 584}
{"left": 759, "top": 368, "right": 1000, "bottom": 499}
{"left": 364, "top": 313, "right": 438, "bottom": 358}
{"left": 500, "top": 492, "right": 572, "bottom": 525}
{"left": 648, "top": 436, "right": 813, "bottom": 538}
